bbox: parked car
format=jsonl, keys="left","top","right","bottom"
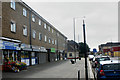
{"left": 92, "top": 56, "right": 110, "bottom": 68}
{"left": 94, "top": 60, "right": 120, "bottom": 80}
{"left": 88, "top": 55, "right": 94, "bottom": 61}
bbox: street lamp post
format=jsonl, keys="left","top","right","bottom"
{"left": 83, "top": 19, "right": 88, "bottom": 80}
{"left": 73, "top": 18, "right": 76, "bottom": 63}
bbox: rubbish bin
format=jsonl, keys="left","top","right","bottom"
{"left": 71, "top": 60, "right": 75, "bottom": 64}
{"left": 79, "top": 57, "right": 81, "bottom": 60}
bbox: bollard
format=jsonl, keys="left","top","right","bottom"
{"left": 78, "top": 70, "right": 80, "bottom": 80}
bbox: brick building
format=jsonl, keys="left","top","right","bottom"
{"left": 0, "top": 0, "right": 67, "bottom": 66}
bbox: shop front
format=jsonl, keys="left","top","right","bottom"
{"left": 21, "top": 44, "right": 32, "bottom": 66}
{"left": 47, "top": 48, "right": 56, "bottom": 62}
{"left": 1, "top": 40, "right": 21, "bottom": 63}
{"left": 38, "top": 47, "right": 47, "bottom": 64}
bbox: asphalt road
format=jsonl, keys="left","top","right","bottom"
{"left": 2, "top": 58, "right": 94, "bottom": 80}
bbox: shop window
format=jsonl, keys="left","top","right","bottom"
{"left": 21, "top": 51, "right": 29, "bottom": 58}
{"left": 10, "top": 0, "right": 15, "bottom": 10}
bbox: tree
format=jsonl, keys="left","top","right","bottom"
{"left": 78, "top": 42, "right": 90, "bottom": 57}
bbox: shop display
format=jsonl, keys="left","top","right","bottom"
{"left": 3, "top": 58, "right": 27, "bottom": 73}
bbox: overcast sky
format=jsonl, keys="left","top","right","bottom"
{"left": 22, "top": 0, "right": 118, "bottom": 51}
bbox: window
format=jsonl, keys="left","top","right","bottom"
{"left": 48, "top": 26, "right": 50, "bottom": 31}
{"left": 32, "top": 30, "right": 36, "bottom": 39}
{"left": 52, "top": 39, "right": 54, "bottom": 45}
{"left": 11, "top": 21, "right": 16, "bottom": 32}
{"left": 69, "top": 53, "right": 72, "bottom": 57}
{"left": 39, "top": 33, "right": 42, "bottom": 40}
{"left": 39, "top": 19, "right": 41, "bottom": 25}
{"left": 44, "top": 35, "right": 47, "bottom": 42}
{"left": 55, "top": 40, "right": 57, "bottom": 45}
{"left": 32, "top": 14, "right": 35, "bottom": 22}
{"left": 49, "top": 38, "right": 51, "bottom": 44}
{"left": 44, "top": 23, "right": 47, "bottom": 29}
{"left": 57, "top": 33, "right": 59, "bottom": 36}
{"left": 23, "top": 8, "right": 27, "bottom": 17}
{"left": 10, "top": 0, "right": 15, "bottom": 10}
{"left": 52, "top": 29, "right": 54, "bottom": 33}
{"left": 23, "top": 25, "right": 27, "bottom": 36}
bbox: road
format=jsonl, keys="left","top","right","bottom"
{"left": 2, "top": 58, "right": 94, "bottom": 80}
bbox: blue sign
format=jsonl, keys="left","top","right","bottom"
{"left": 93, "top": 48, "right": 97, "bottom": 53}
{"left": 3, "top": 41, "right": 18, "bottom": 50}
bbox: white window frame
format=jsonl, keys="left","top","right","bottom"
{"left": 11, "top": 21, "right": 16, "bottom": 32}
{"left": 33, "top": 30, "right": 36, "bottom": 39}
{"left": 52, "top": 29, "right": 54, "bottom": 33}
{"left": 39, "top": 19, "right": 41, "bottom": 25}
{"left": 23, "top": 25, "right": 27, "bottom": 36}
{"left": 52, "top": 39, "right": 54, "bottom": 45}
{"left": 23, "top": 8, "right": 27, "bottom": 17}
{"left": 39, "top": 33, "right": 42, "bottom": 41}
{"left": 49, "top": 37, "right": 51, "bottom": 44}
{"left": 32, "top": 14, "right": 35, "bottom": 22}
{"left": 48, "top": 26, "right": 50, "bottom": 31}
{"left": 10, "top": 0, "right": 15, "bottom": 10}
{"left": 57, "top": 33, "right": 59, "bottom": 36}
{"left": 44, "top": 35, "right": 47, "bottom": 42}
{"left": 55, "top": 40, "right": 57, "bottom": 45}
{"left": 44, "top": 23, "right": 47, "bottom": 29}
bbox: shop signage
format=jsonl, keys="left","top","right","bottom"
{"left": 0, "top": 40, "right": 3, "bottom": 49}
{"left": 51, "top": 48, "right": 56, "bottom": 53}
{"left": 2, "top": 41, "right": 20, "bottom": 50}
{"left": 32, "top": 45, "right": 40, "bottom": 52}
{"left": 40, "top": 47, "right": 47, "bottom": 52}
{"left": 21, "top": 44, "right": 32, "bottom": 51}
{"left": 60, "top": 50, "right": 63, "bottom": 53}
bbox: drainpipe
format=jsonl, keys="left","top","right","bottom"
{"left": 29, "top": 10, "right": 32, "bottom": 66}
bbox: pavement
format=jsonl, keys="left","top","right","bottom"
{"left": 2, "top": 58, "right": 94, "bottom": 80}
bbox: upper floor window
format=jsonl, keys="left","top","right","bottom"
{"left": 57, "top": 33, "right": 59, "bottom": 36}
{"left": 52, "top": 29, "right": 54, "bottom": 33}
{"left": 10, "top": 0, "right": 15, "bottom": 10}
{"left": 44, "top": 35, "right": 47, "bottom": 42}
{"left": 23, "top": 8, "right": 27, "bottom": 17}
{"left": 39, "top": 19, "right": 41, "bottom": 25}
{"left": 48, "top": 26, "right": 50, "bottom": 31}
{"left": 52, "top": 39, "right": 54, "bottom": 45}
{"left": 23, "top": 25, "right": 27, "bottom": 36}
{"left": 39, "top": 33, "right": 42, "bottom": 40}
{"left": 32, "top": 30, "right": 36, "bottom": 39}
{"left": 44, "top": 23, "right": 47, "bottom": 29}
{"left": 32, "top": 14, "right": 35, "bottom": 22}
{"left": 49, "top": 37, "right": 51, "bottom": 44}
{"left": 55, "top": 40, "right": 57, "bottom": 45}
{"left": 11, "top": 21, "right": 16, "bottom": 32}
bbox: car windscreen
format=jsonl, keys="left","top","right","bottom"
{"left": 102, "top": 64, "right": 120, "bottom": 70}
{"left": 99, "top": 57, "right": 110, "bottom": 61}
